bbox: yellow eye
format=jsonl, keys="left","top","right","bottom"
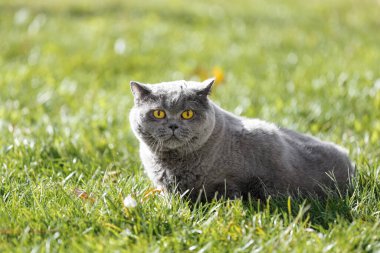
{"left": 153, "top": 110, "right": 166, "bottom": 119}
{"left": 181, "top": 110, "right": 194, "bottom": 120}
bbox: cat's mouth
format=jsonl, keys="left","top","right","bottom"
{"left": 167, "top": 134, "right": 180, "bottom": 141}
{"left": 161, "top": 134, "right": 185, "bottom": 149}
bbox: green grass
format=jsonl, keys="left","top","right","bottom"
{"left": 1, "top": 0, "right": 380, "bottom": 252}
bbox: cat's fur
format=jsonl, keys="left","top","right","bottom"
{"left": 129, "top": 78, "right": 355, "bottom": 201}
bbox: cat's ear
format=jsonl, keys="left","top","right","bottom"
{"left": 196, "top": 78, "right": 215, "bottom": 97}
{"left": 130, "top": 81, "right": 152, "bottom": 100}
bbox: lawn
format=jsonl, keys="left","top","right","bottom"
{"left": 1, "top": 0, "right": 380, "bottom": 252}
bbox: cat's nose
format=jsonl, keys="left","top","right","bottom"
{"left": 168, "top": 124, "right": 179, "bottom": 131}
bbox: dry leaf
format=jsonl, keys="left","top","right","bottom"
{"left": 142, "top": 188, "right": 163, "bottom": 202}
{"left": 212, "top": 66, "right": 224, "bottom": 85}
{"left": 193, "top": 66, "right": 225, "bottom": 85}
{"left": 73, "top": 188, "right": 95, "bottom": 203}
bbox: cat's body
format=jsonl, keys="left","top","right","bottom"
{"left": 130, "top": 79, "right": 354, "bottom": 201}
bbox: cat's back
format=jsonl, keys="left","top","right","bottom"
{"left": 230, "top": 116, "right": 285, "bottom": 155}
{"left": 234, "top": 115, "right": 351, "bottom": 168}
{"left": 224, "top": 114, "right": 354, "bottom": 193}
{"left": 279, "top": 127, "right": 354, "bottom": 178}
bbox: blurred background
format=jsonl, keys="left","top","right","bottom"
{"left": 1, "top": 1, "right": 380, "bottom": 251}
{"left": 0, "top": 0, "right": 379, "bottom": 169}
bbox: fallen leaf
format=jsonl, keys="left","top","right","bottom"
{"left": 142, "top": 188, "right": 163, "bottom": 202}
{"left": 73, "top": 188, "right": 95, "bottom": 203}
{"left": 212, "top": 66, "right": 224, "bottom": 85}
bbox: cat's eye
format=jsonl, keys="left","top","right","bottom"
{"left": 152, "top": 110, "right": 166, "bottom": 119}
{"left": 181, "top": 110, "right": 194, "bottom": 120}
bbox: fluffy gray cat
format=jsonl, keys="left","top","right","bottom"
{"left": 129, "top": 78, "right": 354, "bottom": 201}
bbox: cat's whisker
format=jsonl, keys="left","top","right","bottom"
{"left": 154, "top": 139, "right": 163, "bottom": 153}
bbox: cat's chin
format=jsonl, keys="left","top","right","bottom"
{"left": 156, "top": 135, "right": 194, "bottom": 152}
{"left": 162, "top": 138, "right": 185, "bottom": 150}
{"left": 159, "top": 136, "right": 203, "bottom": 153}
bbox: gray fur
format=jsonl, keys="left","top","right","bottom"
{"left": 129, "top": 79, "right": 355, "bottom": 201}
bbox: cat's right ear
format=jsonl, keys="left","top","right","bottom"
{"left": 130, "top": 81, "right": 152, "bottom": 100}
{"left": 196, "top": 78, "right": 215, "bottom": 97}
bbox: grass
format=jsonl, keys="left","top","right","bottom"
{"left": 1, "top": 0, "right": 380, "bottom": 252}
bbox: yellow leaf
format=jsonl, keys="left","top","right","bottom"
{"left": 142, "top": 188, "right": 162, "bottom": 202}
{"left": 73, "top": 188, "right": 95, "bottom": 203}
{"left": 212, "top": 66, "right": 224, "bottom": 85}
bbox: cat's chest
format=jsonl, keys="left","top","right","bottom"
{"left": 150, "top": 152, "right": 206, "bottom": 189}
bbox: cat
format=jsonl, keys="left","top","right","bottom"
{"left": 129, "top": 78, "right": 355, "bottom": 201}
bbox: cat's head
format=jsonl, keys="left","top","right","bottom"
{"left": 129, "top": 79, "right": 216, "bottom": 153}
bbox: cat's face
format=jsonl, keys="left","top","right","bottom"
{"left": 129, "top": 79, "right": 216, "bottom": 153}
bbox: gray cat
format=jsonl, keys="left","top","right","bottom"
{"left": 129, "top": 78, "right": 355, "bottom": 201}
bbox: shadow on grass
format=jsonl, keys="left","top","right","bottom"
{"left": 184, "top": 188, "right": 356, "bottom": 231}
{"left": 247, "top": 195, "right": 353, "bottom": 230}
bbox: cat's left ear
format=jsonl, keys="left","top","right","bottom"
{"left": 130, "top": 81, "right": 152, "bottom": 100}
{"left": 196, "top": 78, "right": 215, "bottom": 97}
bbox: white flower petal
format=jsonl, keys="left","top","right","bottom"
{"left": 123, "top": 195, "right": 137, "bottom": 208}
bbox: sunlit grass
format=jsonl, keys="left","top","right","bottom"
{"left": 1, "top": 0, "right": 380, "bottom": 252}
